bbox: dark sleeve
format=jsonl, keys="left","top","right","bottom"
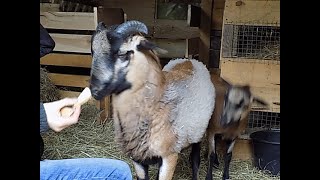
{"left": 40, "top": 103, "right": 49, "bottom": 133}
{"left": 40, "top": 24, "right": 55, "bottom": 58}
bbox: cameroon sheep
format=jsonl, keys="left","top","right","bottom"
{"left": 190, "top": 73, "right": 268, "bottom": 180}
{"left": 89, "top": 20, "right": 215, "bottom": 180}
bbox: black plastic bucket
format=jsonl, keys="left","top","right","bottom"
{"left": 250, "top": 129, "right": 280, "bottom": 175}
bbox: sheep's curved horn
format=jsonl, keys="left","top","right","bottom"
{"left": 114, "top": 20, "right": 148, "bottom": 36}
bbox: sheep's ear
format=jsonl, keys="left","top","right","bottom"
{"left": 137, "top": 40, "right": 168, "bottom": 54}
{"left": 253, "top": 97, "right": 269, "bottom": 107}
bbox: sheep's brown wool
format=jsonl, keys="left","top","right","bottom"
{"left": 89, "top": 21, "right": 215, "bottom": 180}
{"left": 191, "top": 73, "right": 269, "bottom": 180}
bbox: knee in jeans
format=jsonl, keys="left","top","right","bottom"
{"left": 118, "top": 160, "right": 131, "bottom": 172}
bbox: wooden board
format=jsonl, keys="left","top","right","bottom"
{"left": 187, "top": 38, "right": 200, "bottom": 56}
{"left": 48, "top": 73, "right": 90, "bottom": 88}
{"left": 48, "top": 33, "right": 186, "bottom": 58}
{"left": 220, "top": 59, "right": 280, "bottom": 113}
{"left": 250, "top": 86, "right": 280, "bottom": 113}
{"left": 211, "top": 9, "right": 224, "bottom": 30}
{"left": 233, "top": 139, "right": 253, "bottom": 160}
{"left": 153, "top": 20, "right": 199, "bottom": 39}
{"left": 223, "top": 0, "right": 280, "bottom": 26}
{"left": 213, "top": 0, "right": 227, "bottom": 9}
{"left": 151, "top": 39, "right": 187, "bottom": 58}
{"left": 40, "top": 53, "right": 92, "bottom": 68}
{"left": 103, "top": 0, "right": 155, "bottom": 26}
{"left": 50, "top": 33, "right": 91, "bottom": 53}
{"left": 99, "top": 96, "right": 112, "bottom": 123}
{"left": 157, "top": 3, "right": 188, "bottom": 20}
{"left": 199, "top": 0, "right": 213, "bottom": 66}
{"left": 40, "top": 11, "right": 96, "bottom": 30}
{"left": 40, "top": 3, "right": 60, "bottom": 12}
{"left": 216, "top": 139, "right": 253, "bottom": 160}
{"left": 96, "top": 7, "right": 125, "bottom": 26}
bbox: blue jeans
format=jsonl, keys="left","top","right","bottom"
{"left": 40, "top": 158, "right": 132, "bottom": 180}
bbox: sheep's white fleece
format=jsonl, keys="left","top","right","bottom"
{"left": 163, "top": 58, "right": 215, "bottom": 152}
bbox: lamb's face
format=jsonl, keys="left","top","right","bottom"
{"left": 220, "top": 86, "right": 253, "bottom": 127}
{"left": 220, "top": 85, "right": 268, "bottom": 127}
{"left": 89, "top": 21, "right": 149, "bottom": 100}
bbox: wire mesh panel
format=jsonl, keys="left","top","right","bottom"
{"left": 222, "top": 24, "right": 280, "bottom": 61}
{"left": 246, "top": 110, "right": 280, "bottom": 133}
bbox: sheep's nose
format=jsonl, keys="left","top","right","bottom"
{"left": 89, "top": 87, "right": 99, "bottom": 99}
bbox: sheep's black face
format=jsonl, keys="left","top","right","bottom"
{"left": 90, "top": 26, "right": 131, "bottom": 100}
{"left": 89, "top": 20, "right": 149, "bottom": 100}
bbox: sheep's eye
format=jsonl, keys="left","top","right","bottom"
{"left": 235, "top": 99, "right": 244, "bottom": 109}
{"left": 117, "top": 51, "right": 127, "bottom": 57}
{"left": 117, "top": 50, "right": 134, "bottom": 59}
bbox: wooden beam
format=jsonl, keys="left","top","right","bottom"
{"left": 220, "top": 59, "right": 280, "bottom": 113}
{"left": 199, "top": 0, "right": 213, "bottom": 67}
{"left": 40, "top": 3, "right": 60, "bottom": 12}
{"left": 211, "top": 9, "right": 224, "bottom": 30}
{"left": 213, "top": 0, "right": 227, "bottom": 9}
{"left": 232, "top": 139, "right": 253, "bottom": 160}
{"left": 50, "top": 33, "right": 91, "bottom": 53}
{"left": 40, "top": 11, "right": 96, "bottom": 30}
{"left": 151, "top": 39, "right": 187, "bottom": 58}
{"left": 48, "top": 73, "right": 90, "bottom": 88}
{"left": 49, "top": 34, "right": 186, "bottom": 59}
{"left": 216, "top": 139, "right": 253, "bottom": 160}
{"left": 187, "top": 4, "right": 201, "bottom": 27}
{"left": 220, "top": 59, "right": 280, "bottom": 87}
{"left": 186, "top": 38, "right": 200, "bottom": 56}
{"left": 157, "top": 3, "right": 188, "bottom": 20}
{"left": 103, "top": 0, "right": 155, "bottom": 26}
{"left": 152, "top": 20, "right": 199, "bottom": 39}
{"left": 99, "top": 96, "right": 112, "bottom": 124}
{"left": 40, "top": 53, "right": 92, "bottom": 68}
{"left": 96, "top": 7, "right": 125, "bottom": 26}
{"left": 223, "top": 0, "right": 280, "bottom": 26}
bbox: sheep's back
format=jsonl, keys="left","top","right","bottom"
{"left": 163, "top": 58, "right": 215, "bottom": 152}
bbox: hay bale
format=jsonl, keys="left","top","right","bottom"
{"left": 42, "top": 104, "right": 279, "bottom": 180}
{"left": 40, "top": 67, "right": 61, "bottom": 102}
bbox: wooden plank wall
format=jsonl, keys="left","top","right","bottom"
{"left": 40, "top": 4, "right": 125, "bottom": 122}
{"left": 102, "top": 0, "right": 201, "bottom": 63}
{"left": 219, "top": 0, "right": 280, "bottom": 113}
{"left": 209, "top": 0, "right": 225, "bottom": 71}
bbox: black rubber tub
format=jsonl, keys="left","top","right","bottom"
{"left": 250, "top": 129, "right": 280, "bottom": 175}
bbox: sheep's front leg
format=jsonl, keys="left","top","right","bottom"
{"left": 190, "top": 142, "right": 201, "bottom": 180}
{"left": 206, "top": 134, "right": 219, "bottom": 180}
{"left": 133, "top": 160, "right": 149, "bottom": 180}
{"left": 222, "top": 138, "right": 236, "bottom": 180}
{"left": 158, "top": 153, "right": 178, "bottom": 180}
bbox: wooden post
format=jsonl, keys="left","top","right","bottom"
{"left": 199, "top": 0, "right": 213, "bottom": 67}
{"left": 99, "top": 96, "right": 111, "bottom": 124}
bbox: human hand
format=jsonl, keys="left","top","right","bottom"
{"left": 43, "top": 98, "right": 81, "bottom": 132}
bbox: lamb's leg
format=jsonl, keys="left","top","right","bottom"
{"left": 158, "top": 153, "right": 178, "bottom": 180}
{"left": 133, "top": 161, "right": 149, "bottom": 180}
{"left": 190, "top": 142, "right": 201, "bottom": 180}
{"left": 222, "top": 138, "right": 236, "bottom": 180}
{"left": 206, "top": 133, "right": 219, "bottom": 180}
